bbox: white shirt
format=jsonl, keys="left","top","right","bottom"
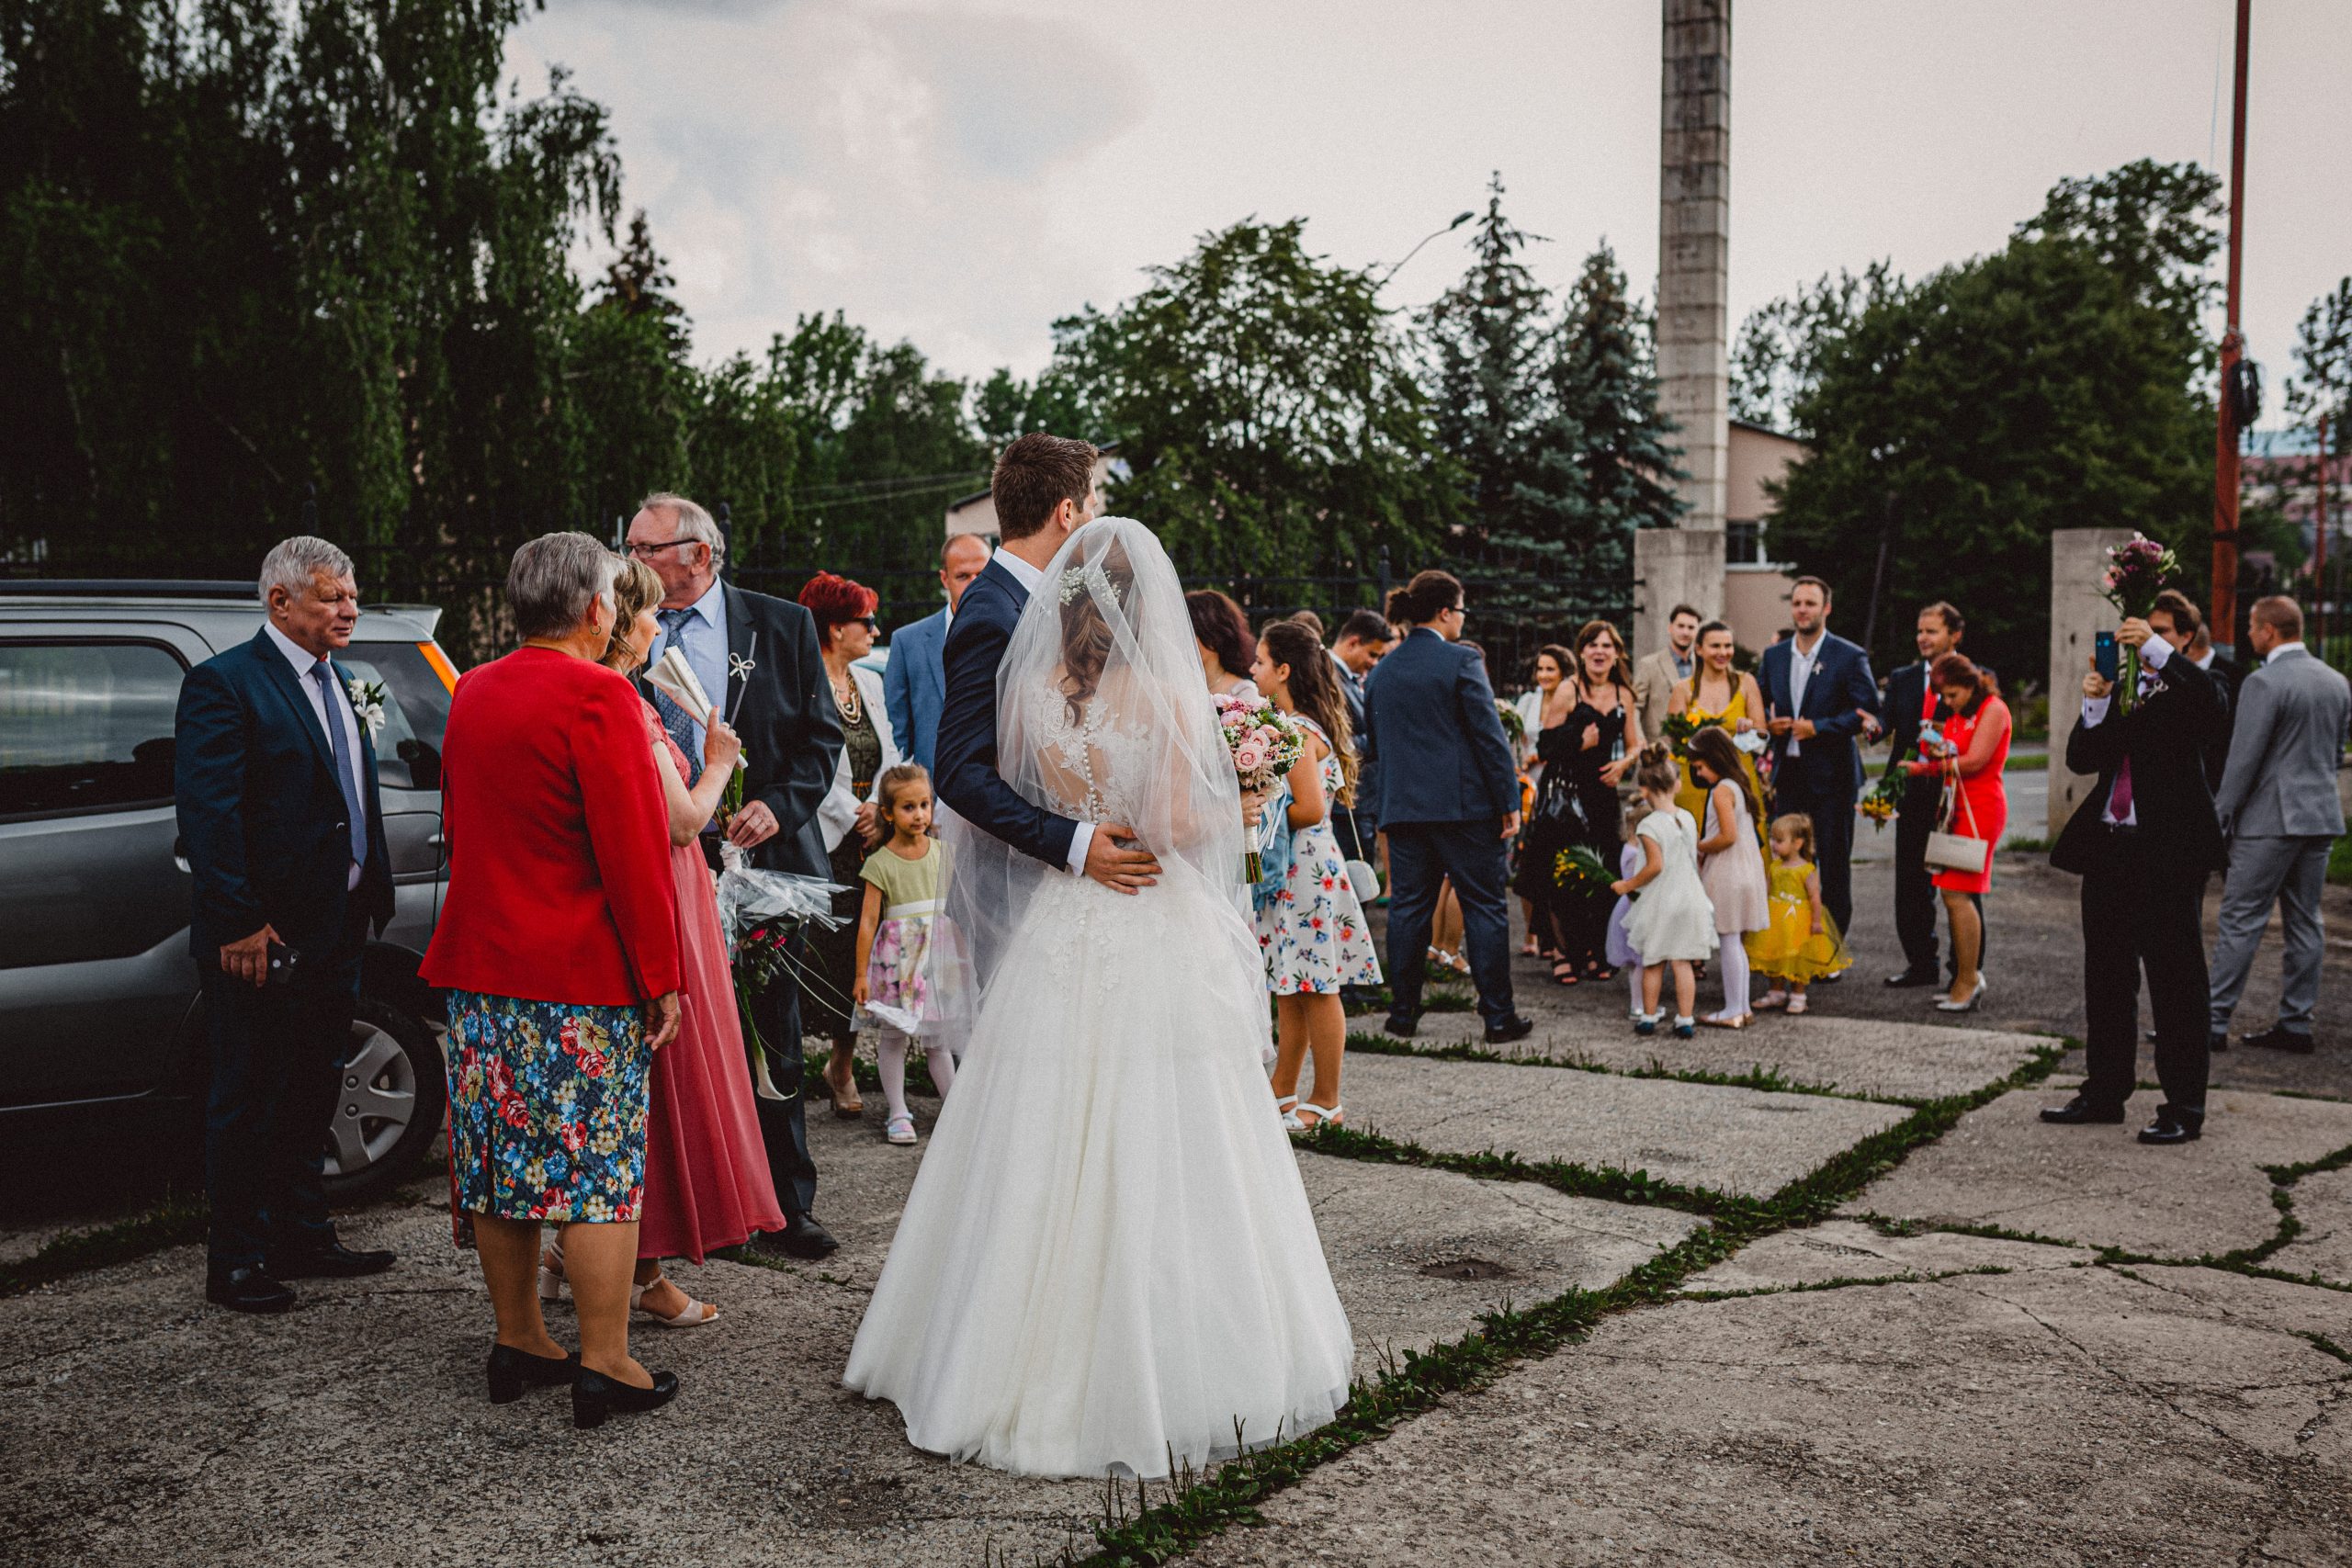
{"left": 1785, "top": 632, "right": 1823, "bottom": 756}
{"left": 2081, "top": 634, "right": 2173, "bottom": 827}
{"left": 266, "top": 621, "right": 368, "bottom": 889}
{"left": 992, "top": 547, "right": 1094, "bottom": 876}
{"left": 2268, "top": 639, "right": 2308, "bottom": 665}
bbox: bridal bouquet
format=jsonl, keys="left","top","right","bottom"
{"left": 1214, "top": 691, "right": 1307, "bottom": 883}
{"left": 2100, "top": 533, "right": 2182, "bottom": 710}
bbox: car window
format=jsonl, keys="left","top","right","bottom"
{"left": 0, "top": 640, "right": 186, "bottom": 818}
{"left": 338, "top": 641, "right": 452, "bottom": 790}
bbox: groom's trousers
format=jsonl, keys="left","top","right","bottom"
{"left": 1384, "top": 820, "right": 1516, "bottom": 1031}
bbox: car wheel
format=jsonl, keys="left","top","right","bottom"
{"left": 322, "top": 995, "right": 447, "bottom": 1207}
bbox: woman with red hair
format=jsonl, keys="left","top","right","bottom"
{"left": 1902, "top": 651, "right": 2008, "bottom": 1013}
{"left": 798, "top": 573, "right": 900, "bottom": 1120}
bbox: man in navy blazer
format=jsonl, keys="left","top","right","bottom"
{"left": 1361, "top": 571, "right": 1532, "bottom": 1044}
{"left": 884, "top": 532, "right": 991, "bottom": 774}
{"left": 1758, "top": 577, "right": 1880, "bottom": 936}
{"left": 935, "top": 434, "right": 1160, "bottom": 925}
{"left": 175, "top": 537, "right": 398, "bottom": 1313}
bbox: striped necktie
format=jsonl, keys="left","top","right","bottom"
{"left": 649, "top": 607, "right": 703, "bottom": 785}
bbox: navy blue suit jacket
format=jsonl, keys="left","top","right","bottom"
{"left": 883, "top": 604, "right": 950, "bottom": 774}
{"left": 935, "top": 556, "right": 1079, "bottom": 870}
{"left": 1360, "top": 629, "right": 1520, "bottom": 828}
{"left": 174, "top": 629, "right": 395, "bottom": 961}
{"left": 1758, "top": 631, "right": 1880, "bottom": 801}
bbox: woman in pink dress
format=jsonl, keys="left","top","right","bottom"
{"left": 544, "top": 560, "right": 786, "bottom": 1325}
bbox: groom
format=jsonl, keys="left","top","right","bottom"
{"left": 935, "top": 434, "right": 1162, "bottom": 904}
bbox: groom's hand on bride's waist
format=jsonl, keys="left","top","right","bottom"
{"left": 1084, "top": 823, "right": 1160, "bottom": 895}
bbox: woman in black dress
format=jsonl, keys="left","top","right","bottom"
{"left": 1512, "top": 646, "right": 1580, "bottom": 983}
{"left": 1535, "top": 623, "right": 1645, "bottom": 983}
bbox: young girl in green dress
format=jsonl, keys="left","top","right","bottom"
{"left": 853, "top": 764, "right": 958, "bottom": 1145}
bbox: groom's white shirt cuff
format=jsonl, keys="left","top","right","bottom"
{"left": 994, "top": 545, "right": 1094, "bottom": 876}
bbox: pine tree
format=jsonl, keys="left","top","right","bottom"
{"left": 1548, "top": 243, "right": 1684, "bottom": 581}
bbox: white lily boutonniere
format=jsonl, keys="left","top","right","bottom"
{"left": 346, "top": 676, "right": 390, "bottom": 741}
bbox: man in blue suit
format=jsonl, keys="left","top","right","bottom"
{"left": 175, "top": 536, "right": 397, "bottom": 1313}
{"left": 1758, "top": 576, "right": 1880, "bottom": 937}
{"left": 1361, "top": 571, "right": 1532, "bottom": 1044}
{"left": 885, "top": 531, "right": 991, "bottom": 774}
{"left": 935, "top": 434, "right": 1160, "bottom": 925}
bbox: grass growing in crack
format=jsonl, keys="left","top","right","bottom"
{"left": 2297, "top": 1331, "right": 2352, "bottom": 1365}
{"left": 1340, "top": 1029, "right": 1905, "bottom": 1106}
{"left": 1855, "top": 1215, "right": 2089, "bottom": 1251}
{"left": 2088, "top": 1135, "right": 2352, "bottom": 1281}
{"left": 1674, "top": 1262, "right": 2019, "bottom": 1303}
{"left": 1056, "top": 1036, "right": 2071, "bottom": 1567}
{"left": 0, "top": 1189, "right": 210, "bottom": 1299}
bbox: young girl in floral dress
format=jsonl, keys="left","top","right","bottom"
{"left": 853, "top": 764, "right": 959, "bottom": 1146}
{"left": 1251, "top": 621, "right": 1382, "bottom": 1130}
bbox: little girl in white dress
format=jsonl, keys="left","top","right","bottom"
{"left": 1613, "top": 742, "right": 1718, "bottom": 1039}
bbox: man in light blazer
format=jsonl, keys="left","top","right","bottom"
{"left": 884, "top": 532, "right": 991, "bottom": 774}
{"left": 2207, "top": 595, "right": 2352, "bottom": 1055}
{"left": 1633, "top": 604, "right": 1702, "bottom": 749}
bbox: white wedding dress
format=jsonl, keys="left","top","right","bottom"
{"left": 843, "top": 520, "right": 1353, "bottom": 1479}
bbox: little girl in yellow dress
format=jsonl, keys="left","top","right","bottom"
{"left": 1746, "top": 813, "right": 1851, "bottom": 1014}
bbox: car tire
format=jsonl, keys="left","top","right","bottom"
{"left": 322, "top": 994, "right": 447, "bottom": 1208}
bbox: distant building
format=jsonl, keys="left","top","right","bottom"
{"left": 1720, "top": 418, "right": 1807, "bottom": 649}
{"left": 944, "top": 443, "right": 1128, "bottom": 540}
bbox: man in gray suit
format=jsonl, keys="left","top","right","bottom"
{"left": 2207, "top": 595, "right": 2351, "bottom": 1055}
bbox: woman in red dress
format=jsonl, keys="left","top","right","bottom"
{"left": 1904, "top": 651, "right": 2009, "bottom": 1014}
{"left": 544, "top": 560, "right": 786, "bottom": 1325}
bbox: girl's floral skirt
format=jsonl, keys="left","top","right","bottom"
{"left": 444, "top": 989, "right": 649, "bottom": 1242}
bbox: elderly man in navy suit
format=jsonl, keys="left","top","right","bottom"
{"left": 885, "top": 531, "right": 991, "bottom": 774}
{"left": 1362, "top": 570, "right": 1532, "bottom": 1045}
{"left": 175, "top": 536, "right": 398, "bottom": 1313}
{"left": 1758, "top": 576, "right": 1880, "bottom": 938}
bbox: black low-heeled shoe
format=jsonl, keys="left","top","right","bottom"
{"left": 572, "top": 1366, "right": 680, "bottom": 1430}
{"left": 485, "top": 1343, "right": 580, "bottom": 1405}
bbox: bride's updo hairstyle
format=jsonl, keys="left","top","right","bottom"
{"left": 1055, "top": 534, "right": 1136, "bottom": 724}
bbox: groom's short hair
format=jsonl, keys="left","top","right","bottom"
{"left": 992, "top": 433, "right": 1098, "bottom": 541}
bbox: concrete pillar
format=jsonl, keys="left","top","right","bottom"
{"left": 1635, "top": 527, "right": 1725, "bottom": 658}
{"left": 2047, "top": 527, "right": 2132, "bottom": 839}
{"left": 1658, "top": 0, "right": 1730, "bottom": 536}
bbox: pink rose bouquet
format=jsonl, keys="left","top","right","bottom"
{"left": 1214, "top": 690, "right": 1306, "bottom": 883}
{"left": 2101, "top": 533, "right": 2181, "bottom": 709}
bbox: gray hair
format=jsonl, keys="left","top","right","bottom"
{"left": 639, "top": 491, "right": 725, "bottom": 565}
{"left": 508, "top": 532, "right": 622, "bottom": 640}
{"left": 257, "top": 536, "right": 355, "bottom": 606}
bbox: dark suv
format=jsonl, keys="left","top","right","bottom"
{"left": 0, "top": 581, "right": 455, "bottom": 1202}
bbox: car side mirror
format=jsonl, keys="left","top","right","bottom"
{"left": 397, "top": 739, "right": 442, "bottom": 791}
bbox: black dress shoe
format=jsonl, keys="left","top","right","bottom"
{"left": 2137, "top": 1104, "right": 2206, "bottom": 1145}
{"left": 750, "top": 1215, "right": 839, "bottom": 1261}
{"left": 1384, "top": 1015, "right": 1419, "bottom": 1040}
{"left": 205, "top": 1263, "right": 296, "bottom": 1314}
{"left": 572, "top": 1366, "right": 680, "bottom": 1430}
{"left": 2243, "top": 1024, "right": 2316, "bottom": 1055}
{"left": 1483, "top": 1015, "right": 1536, "bottom": 1046}
{"left": 1883, "top": 968, "right": 1938, "bottom": 988}
{"left": 486, "top": 1343, "right": 580, "bottom": 1404}
{"left": 267, "top": 1239, "right": 397, "bottom": 1279}
{"left": 2040, "top": 1097, "right": 2127, "bottom": 1125}
{"left": 2209, "top": 1030, "right": 2230, "bottom": 1055}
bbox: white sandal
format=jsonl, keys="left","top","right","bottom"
{"left": 1294, "top": 1102, "right": 1343, "bottom": 1129}
{"left": 631, "top": 1276, "right": 718, "bottom": 1327}
{"left": 537, "top": 1238, "right": 566, "bottom": 1303}
{"left": 884, "top": 1112, "right": 918, "bottom": 1146}
{"left": 1275, "top": 1094, "right": 1304, "bottom": 1132}
{"left": 1787, "top": 995, "right": 1809, "bottom": 1015}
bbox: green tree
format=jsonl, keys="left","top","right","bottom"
{"left": 1729, "top": 262, "right": 1903, "bottom": 431}
{"left": 1547, "top": 241, "right": 1683, "bottom": 578}
{"left": 1057, "top": 217, "right": 1451, "bottom": 578}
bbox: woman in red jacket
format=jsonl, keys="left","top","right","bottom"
{"left": 423, "top": 531, "right": 684, "bottom": 1430}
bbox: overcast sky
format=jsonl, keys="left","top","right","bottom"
{"left": 509, "top": 0, "right": 2350, "bottom": 406}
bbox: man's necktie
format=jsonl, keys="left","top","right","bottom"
{"left": 2109, "top": 756, "right": 2134, "bottom": 823}
{"left": 311, "top": 661, "right": 368, "bottom": 869}
{"left": 648, "top": 607, "right": 704, "bottom": 785}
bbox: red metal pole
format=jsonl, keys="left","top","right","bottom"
{"left": 2211, "top": 0, "right": 2251, "bottom": 653}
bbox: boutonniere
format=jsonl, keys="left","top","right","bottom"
{"left": 729, "top": 653, "right": 756, "bottom": 683}
{"left": 345, "top": 676, "right": 389, "bottom": 740}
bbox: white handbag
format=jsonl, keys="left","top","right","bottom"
{"left": 1923, "top": 773, "right": 1992, "bottom": 877}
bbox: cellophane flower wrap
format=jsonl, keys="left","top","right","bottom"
{"left": 1214, "top": 690, "right": 1307, "bottom": 883}
{"left": 714, "top": 846, "right": 850, "bottom": 1088}
{"left": 2100, "top": 533, "right": 2181, "bottom": 711}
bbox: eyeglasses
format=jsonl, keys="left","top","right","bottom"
{"left": 626, "top": 538, "right": 688, "bottom": 558}
{"left": 855, "top": 615, "right": 878, "bottom": 631}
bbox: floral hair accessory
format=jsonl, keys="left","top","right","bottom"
{"left": 1057, "top": 559, "right": 1114, "bottom": 606}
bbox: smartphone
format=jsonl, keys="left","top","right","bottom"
{"left": 2093, "top": 630, "right": 2119, "bottom": 683}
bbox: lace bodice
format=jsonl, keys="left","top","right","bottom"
{"left": 1022, "top": 678, "right": 1158, "bottom": 824}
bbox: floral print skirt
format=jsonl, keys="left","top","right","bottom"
{"left": 1255, "top": 823, "right": 1383, "bottom": 996}
{"left": 444, "top": 989, "right": 649, "bottom": 1239}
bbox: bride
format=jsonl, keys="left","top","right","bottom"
{"left": 843, "top": 518, "right": 1353, "bottom": 1478}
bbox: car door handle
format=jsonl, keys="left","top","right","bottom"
{"left": 426, "top": 833, "right": 446, "bottom": 849}
{"left": 174, "top": 855, "right": 191, "bottom": 874}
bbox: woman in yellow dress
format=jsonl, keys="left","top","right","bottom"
{"left": 1666, "top": 619, "right": 1767, "bottom": 829}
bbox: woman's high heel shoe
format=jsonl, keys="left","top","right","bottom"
{"left": 537, "top": 1238, "right": 566, "bottom": 1303}
{"left": 485, "top": 1342, "right": 579, "bottom": 1405}
{"left": 572, "top": 1366, "right": 681, "bottom": 1430}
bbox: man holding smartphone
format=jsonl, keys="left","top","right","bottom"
{"left": 175, "top": 536, "right": 399, "bottom": 1312}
